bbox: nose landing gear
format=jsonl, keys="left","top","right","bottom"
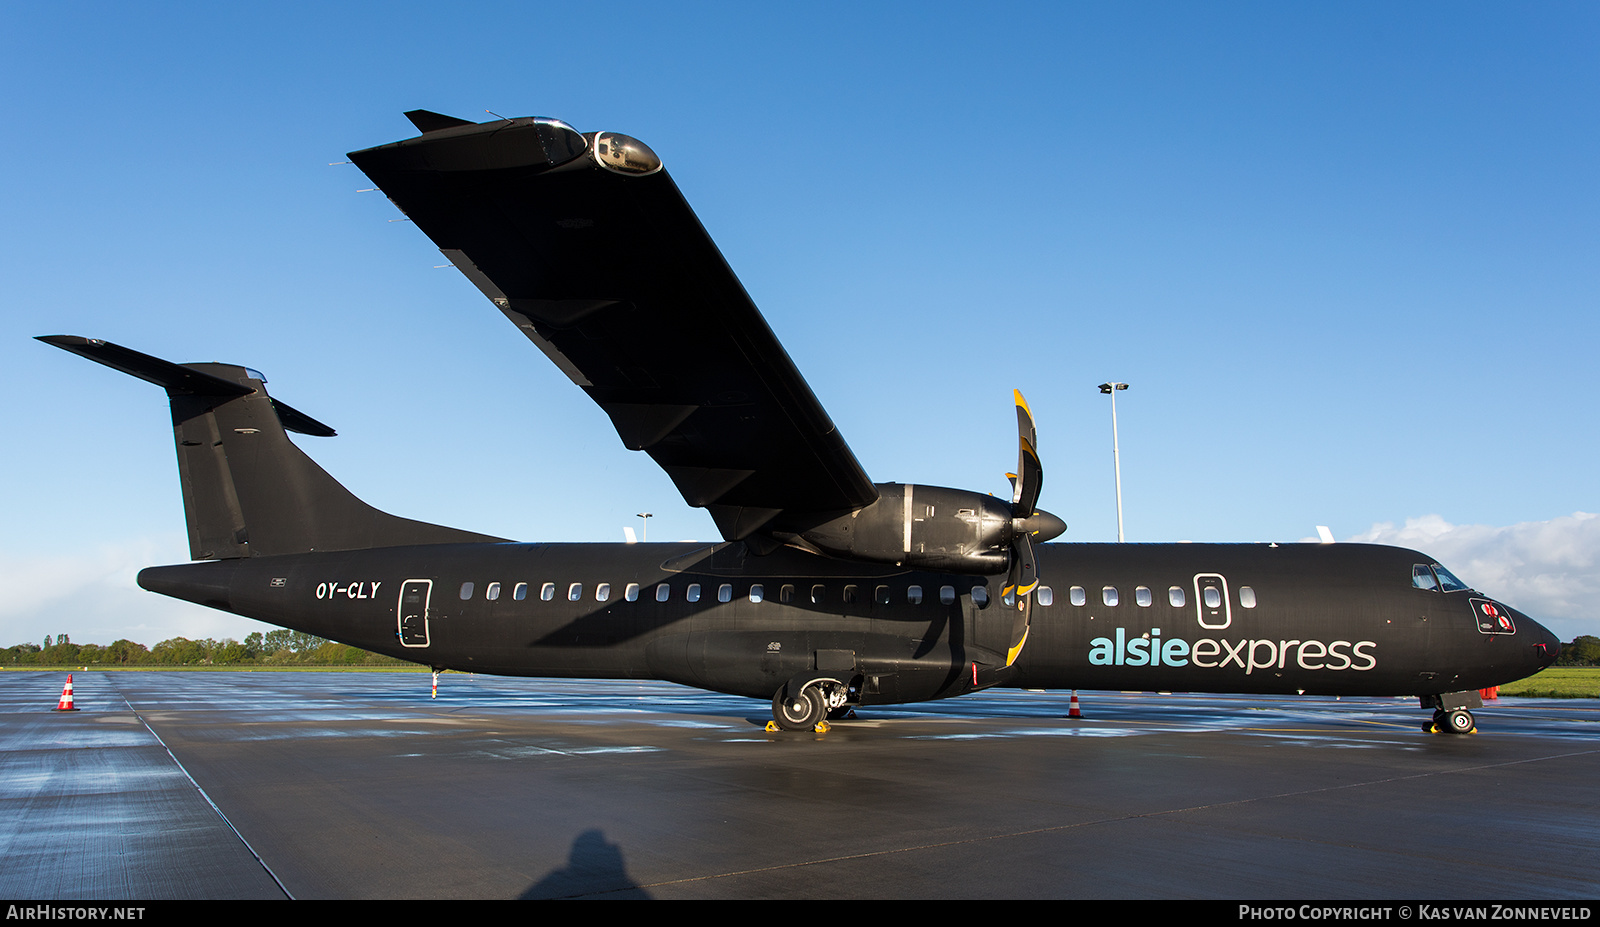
{"left": 1427, "top": 708, "right": 1476, "bottom": 734}
{"left": 1421, "top": 692, "right": 1482, "bottom": 735}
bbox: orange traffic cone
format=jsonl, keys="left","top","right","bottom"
{"left": 55, "top": 674, "right": 79, "bottom": 711}
{"left": 1068, "top": 690, "right": 1082, "bottom": 719}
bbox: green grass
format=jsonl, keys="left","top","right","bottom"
{"left": 1495, "top": 666, "right": 1600, "bottom": 699}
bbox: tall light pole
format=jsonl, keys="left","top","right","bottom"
{"left": 636, "top": 512, "right": 652, "bottom": 542}
{"left": 1098, "top": 382, "right": 1128, "bottom": 542}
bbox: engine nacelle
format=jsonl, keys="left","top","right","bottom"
{"left": 782, "top": 483, "right": 1018, "bottom": 574}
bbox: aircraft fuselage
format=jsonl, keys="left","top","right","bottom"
{"left": 138, "top": 540, "right": 1557, "bottom": 706}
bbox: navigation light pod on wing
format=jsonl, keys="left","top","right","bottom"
{"left": 592, "top": 132, "right": 662, "bottom": 176}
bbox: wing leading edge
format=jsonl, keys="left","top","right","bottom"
{"left": 349, "top": 113, "right": 877, "bottom": 541}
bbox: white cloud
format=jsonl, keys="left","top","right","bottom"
{"left": 1347, "top": 512, "right": 1600, "bottom": 641}
{"left": 0, "top": 539, "right": 267, "bottom": 647}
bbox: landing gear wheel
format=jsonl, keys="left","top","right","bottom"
{"left": 771, "top": 686, "right": 826, "bottom": 732}
{"left": 1444, "top": 708, "right": 1475, "bottom": 734}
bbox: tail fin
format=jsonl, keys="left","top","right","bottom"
{"left": 39, "top": 336, "right": 507, "bottom": 559}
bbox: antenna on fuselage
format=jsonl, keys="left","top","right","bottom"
{"left": 1316, "top": 525, "right": 1336, "bottom": 544}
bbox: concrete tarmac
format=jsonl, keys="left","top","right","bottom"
{"left": 2, "top": 670, "right": 1597, "bottom": 900}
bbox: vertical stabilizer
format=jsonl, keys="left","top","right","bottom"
{"left": 38, "top": 336, "right": 506, "bottom": 559}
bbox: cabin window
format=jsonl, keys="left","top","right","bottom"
{"left": 811, "top": 584, "right": 826, "bottom": 605}
{"left": 686, "top": 584, "right": 701, "bottom": 603}
{"left": 971, "top": 586, "right": 989, "bottom": 607}
{"left": 1038, "top": 586, "right": 1053, "bottom": 606}
{"left": 655, "top": 584, "right": 671, "bottom": 603}
{"left": 1239, "top": 586, "right": 1257, "bottom": 608}
{"left": 541, "top": 582, "right": 555, "bottom": 601}
{"left": 1002, "top": 590, "right": 1016, "bottom": 608}
{"left": 780, "top": 584, "right": 795, "bottom": 604}
{"left": 596, "top": 583, "right": 611, "bottom": 602}
{"left": 718, "top": 584, "right": 732, "bottom": 603}
{"left": 1135, "top": 586, "right": 1152, "bottom": 607}
{"left": 459, "top": 582, "right": 474, "bottom": 600}
{"left": 568, "top": 583, "right": 583, "bottom": 601}
{"left": 875, "top": 585, "right": 891, "bottom": 605}
{"left": 907, "top": 585, "right": 923, "bottom": 605}
{"left": 625, "top": 583, "right": 639, "bottom": 602}
{"left": 843, "top": 584, "right": 859, "bottom": 604}
{"left": 514, "top": 582, "right": 528, "bottom": 601}
{"left": 1070, "top": 586, "right": 1087, "bottom": 607}
{"left": 939, "top": 585, "right": 956, "bottom": 605}
{"left": 486, "top": 582, "right": 501, "bottom": 601}
{"left": 749, "top": 584, "right": 764, "bottom": 603}
{"left": 1168, "top": 586, "right": 1185, "bottom": 607}
{"left": 1102, "top": 586, "right": 1119, "bottom": 607}
{"left": 1203, "top": 586, "right": 1222, "bottom": 609}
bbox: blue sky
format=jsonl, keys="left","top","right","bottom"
{"left": 4, "top": 2, "right": 1597, "bottom": 645}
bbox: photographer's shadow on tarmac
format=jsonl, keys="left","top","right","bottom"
{"left": 522, "top": 829, "right": 651, "bottom": 899}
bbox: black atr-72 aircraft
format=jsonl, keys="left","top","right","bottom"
{"left": 41, "top": 111, "right": 1559, "bottom": 733}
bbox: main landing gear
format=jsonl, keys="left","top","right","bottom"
{"left": 1421, "top": 692, "right": 1482, "bottom": 735}
{"left": 767, "top": 678, "right": 850, "bottom": 733}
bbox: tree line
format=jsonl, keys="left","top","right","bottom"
{"left": 2, "top": 629, "right": 416, "bottom": 667}
{"left": 1556, "top": 635, "right": 1600, "bottom": 667}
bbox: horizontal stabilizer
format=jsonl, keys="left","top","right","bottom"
{"left": 38, "top": 335, "right": 251, "bottom": 397}
{"left": 267, "top": 399, "right": 336, "bottom": 438}
{"left": 37, "top": 336, "right": 335, "bottom": 437}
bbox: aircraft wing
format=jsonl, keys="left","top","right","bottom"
{"left": 349, "top": 113, "right": 878, "bottom": 540}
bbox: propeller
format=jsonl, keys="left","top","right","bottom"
{"left": 1001, "top": 390, "right": 1066, "bottom": 620}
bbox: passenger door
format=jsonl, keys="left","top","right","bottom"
{"left": 398, "top": 579, "right": 432, "bottom": 647}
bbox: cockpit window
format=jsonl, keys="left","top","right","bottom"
{"left": 1415, "top": 562, "right": 1469, "bottom": 592}
{"left": 1431, "top": 563, "right": 1469, "bottom": 592}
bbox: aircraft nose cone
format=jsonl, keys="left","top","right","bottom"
{"left": 1536, "top": 622, "right": 1562, "bottom": 669}
{"left": 1023, "top": 509, "right": 1067, "bottom": 543}
{"left": 1516, "top": 609, "right": 1562, "bottom": 670}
